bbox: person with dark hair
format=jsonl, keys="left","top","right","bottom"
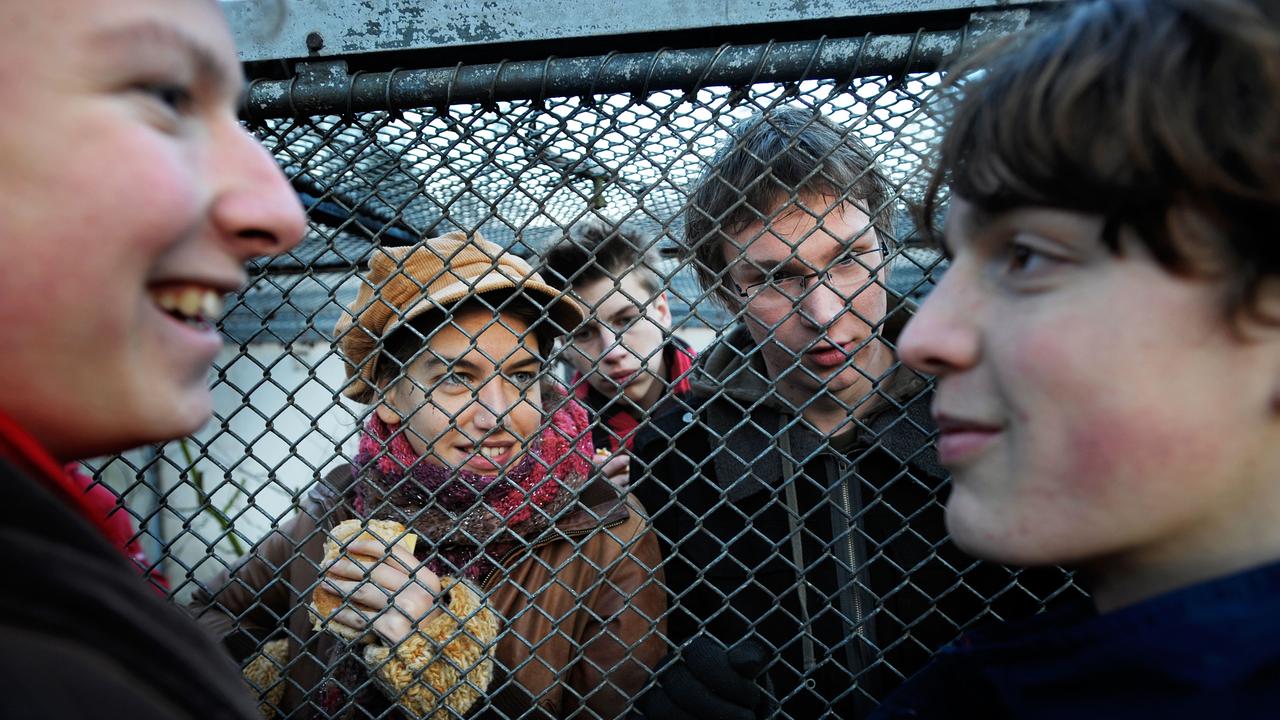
{"left": 633, "top": 106, "right": 1062, "bottom": 718}
{"left": 0, "top": 1, "right": 308, "bottom": 717}
{"left": 541, "top": 222, "right": 697, "bottom": 493}
{"left": 191, "top": 232, "right": 667, "bottom": 719}
{"left": 876, "top": 0, "right": 1280, "bottom": 717}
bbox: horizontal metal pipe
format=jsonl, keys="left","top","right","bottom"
{"left": 244, "top": 31, "right": 964, "bottom": 120}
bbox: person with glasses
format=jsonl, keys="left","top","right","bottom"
{"left": 541, "top": 221, "right": 698, "bottom": 494}
{"left": 632, "top": 106, "right": 1070, "bottom": 719}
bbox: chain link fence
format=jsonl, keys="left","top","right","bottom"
{"left": 90, "top": 13, "right": 1081, "bottom": 719}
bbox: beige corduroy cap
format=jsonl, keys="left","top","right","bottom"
{"left": 334, "top": 231, "right": 585, "bottom": 403}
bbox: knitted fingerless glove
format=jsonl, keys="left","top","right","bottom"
{"left": 361, "top": 577, "right": 499, "bottom": 720}
{"left": 242, "top": 637, "right": 290, "bottom": 719}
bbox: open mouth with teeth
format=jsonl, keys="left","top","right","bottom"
{"left": 461, "top": 443, "right": 518, "bottom": 472}
{"left": 150, "top": 285, "right": 225, "bottom": 330}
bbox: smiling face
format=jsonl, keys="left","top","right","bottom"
{"left": 725, "top": 197, "right": 893, "bottom": 415}
{"left": 0, "top": 0, "right": 306, "bottom": 460}
{"left": 899, "top": 199, "right": 1280, "bottom": 588}
{"left": 564, "top": 273, "right": 672, "bottom": 411}
{"left": 379, "top": 306, "right": 544, "bottom": 476}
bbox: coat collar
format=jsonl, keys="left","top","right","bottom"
{"left": 900, "top": 559, "right": 1280, "bottom": 718}
{"left": 687, "top": 300, "right": 942, "bottom": 500}
{"left": 0, "top": 407, "right": 128, "bottom": 549}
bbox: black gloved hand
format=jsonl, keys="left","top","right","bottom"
{"left": 634, "top": 634, "right": 772, "bottom": 720}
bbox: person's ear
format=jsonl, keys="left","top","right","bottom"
{"left": 374, "top": 384, "right": 404, "bottom": 425}
{"left": 653, "top": 290, "right": 673, "bottom": 329}
{"left": 1254, "top": 279, "right": 1280, "bottom": 414}
{"left": 375, "top": 402, "right": 401, "bottom": 425}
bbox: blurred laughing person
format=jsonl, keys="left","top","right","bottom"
{"left": 0, "top": 0, "right": 306, "bottom": 717}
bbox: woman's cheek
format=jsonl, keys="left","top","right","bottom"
{"left": 512, "top": 395, "right": 542, "bottom": 444}
{"left": 408, "top": 403, "right": 453, "bottom": 457}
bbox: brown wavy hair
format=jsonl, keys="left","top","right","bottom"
{"left": 922, "top": 0, "right": 1280, "bottom": 323}
{"left": 683, "top": 105, "right": 895, "bottom": 309}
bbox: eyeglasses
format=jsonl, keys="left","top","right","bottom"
{"left": 730, "top": 247, "right": 883, "bottom": 303}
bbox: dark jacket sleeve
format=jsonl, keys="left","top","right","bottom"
{"left": 187, "top": 510, "right": 320, "bottom": 661}
{"left": 0, "top": 458, "right": 262, "bottom": 720}
{"left": 3, "top": 625, "right": 230, "bottom": 719}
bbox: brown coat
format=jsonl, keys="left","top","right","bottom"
{"left": 189, "top": 467, "right": 667, "bottom": 719}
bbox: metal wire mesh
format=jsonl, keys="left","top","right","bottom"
{"left": 90, "top": 23, "right": 1081, "bottom": 720}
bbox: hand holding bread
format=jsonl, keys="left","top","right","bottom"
{"left": 310, "top": 519, "right": 442, "bottom": 646}
{"left": 594, "top": 448, "right": 631, "bottom": 493}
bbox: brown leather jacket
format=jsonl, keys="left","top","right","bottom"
{"left": 189, "top": 466, "right": 667, "bottom": 719}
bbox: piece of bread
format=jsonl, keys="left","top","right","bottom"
{"left": 310, "top": 519, "right": 419, "bottom": 642}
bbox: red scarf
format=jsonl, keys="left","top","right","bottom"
{"left": 573, "top": 339, "right": 697, "bottom": 451}
{"left": 0, "top": 408, "right": 168, "bottom": 589}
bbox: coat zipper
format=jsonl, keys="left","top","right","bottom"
{"left": 839, "top": 474, "right": 865, "bottom": 634}
{"left": 778, "top": 431, "right": 818, "bottom": 674}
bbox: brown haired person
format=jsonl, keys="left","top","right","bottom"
{"left": 191, "top": 233, "right": 666, "bottom": 719}
{"left": 873, "top": 0, "right": 1280, "bottom": 717}
{"left": 0, "top": 0, "right": 307, "bottom": 717}
{"left": 542, "top": 222, "right": 698, "bottom": 493}
{"left": 632, "top": 106, "right": 1063, "bottom": 718}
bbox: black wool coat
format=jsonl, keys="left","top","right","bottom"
{"left": 0, "top": 457, "right": 262, "bottom": 720}
{"left": 632, "top": 323, "right": 1076, "bottom": 717}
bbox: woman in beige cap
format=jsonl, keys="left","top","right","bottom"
{"left": 191, "top": 232, "right": 667, "bottom": 719}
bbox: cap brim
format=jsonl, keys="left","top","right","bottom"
{"left": 387, "top": 270, "right": 585, "bottom": 339}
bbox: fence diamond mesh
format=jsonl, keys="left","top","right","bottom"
{"left": 90, "top": 21, "right": 1081, "bottom": 720}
